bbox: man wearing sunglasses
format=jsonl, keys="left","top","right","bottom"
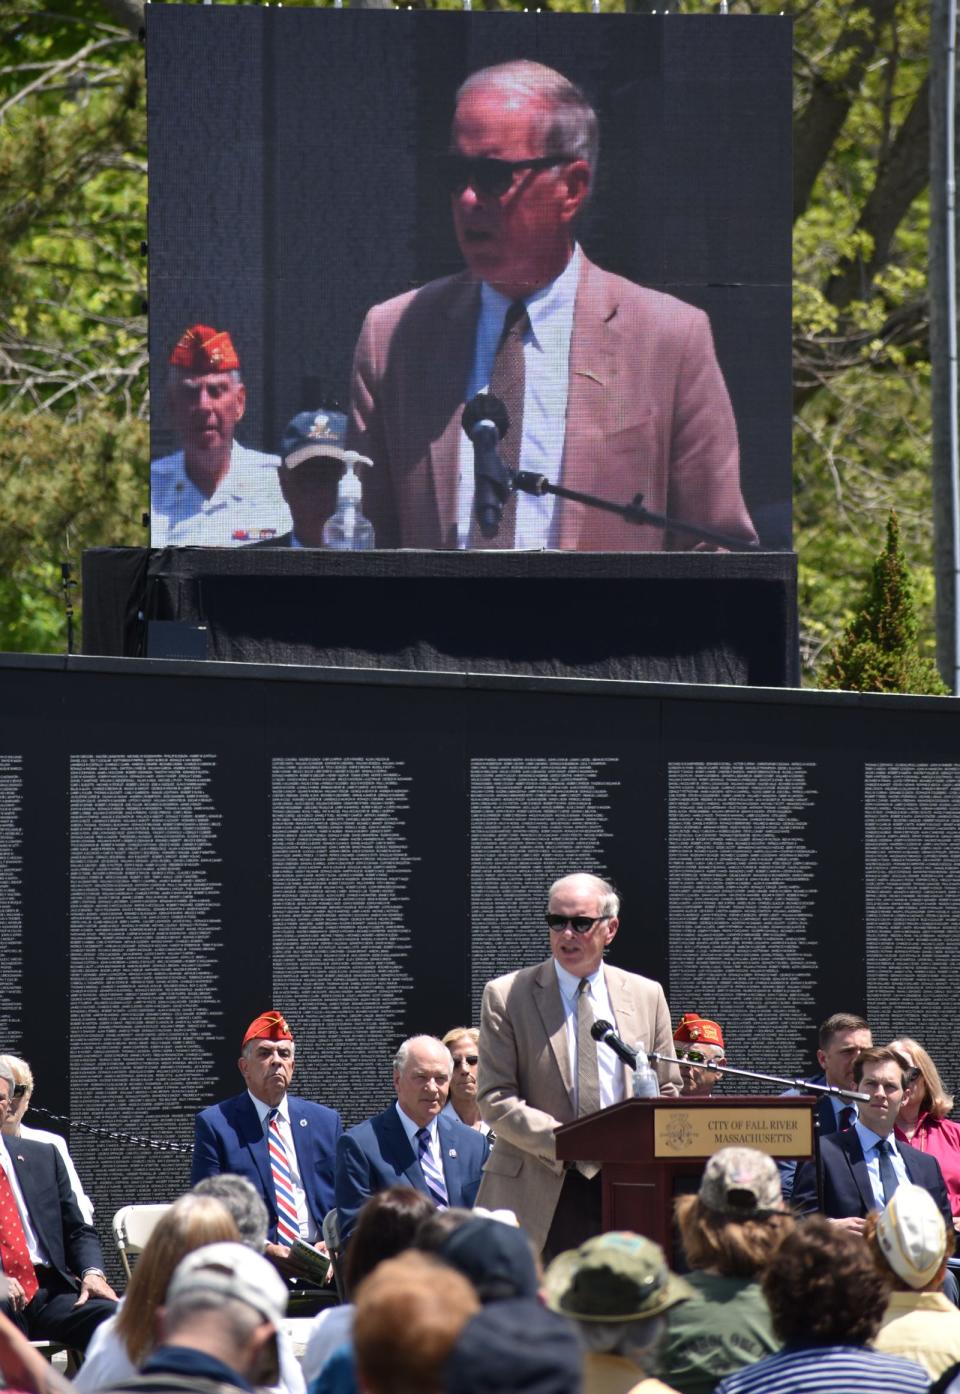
{"left": 673, "top": 1012, "right": 727, "bottom": 1098}
{"left": 350, "top": 59, "right": 756, "bottom": 552}
{"left": 474, "top": 873, "right": 679, "bottom": 1259}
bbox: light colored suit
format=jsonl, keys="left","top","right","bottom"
{"left": 475, "top": 958, "right": 679, "bottom": 1251}
{"left": 349, "top": 255, "right": 756, "bottom": 551}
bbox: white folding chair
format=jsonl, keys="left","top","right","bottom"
{"left": 113, "top": 1202, "right": 171, "bottom": 1281}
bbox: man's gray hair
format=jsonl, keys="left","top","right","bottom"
{"left": 192, "top": 1174, "right": 270, "bottom": 1252}
{"left": 576, "top": 1314, "right": 665, "bottom": 1372}
{"left": 457, "top": 60, "right": 599, "bottom": 175}
{"left": 167, "top": 366, "right": 242, "bottom": 390}
{"left": 0, "top": 1060, "right": 16, "bottom": 1098}
{"left": 548, "top": 873, "right": 620, "bottom": 919}
{"left": 393, "top": 1036, "right": 454, "bottom": 1075}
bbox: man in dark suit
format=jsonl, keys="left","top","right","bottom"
{"left": 793, "top": 1045, "right": 953, "bottom": 1240}
{"left": 779, "top": 1011, "right": 873, "bottom": 1202}
{"left": 191, "top": 1011, "right": 343, "bottom": 1272}
{"left": 335, "top": 1035, "right": 490, "bottom": 1243}
{"left": 0, "top": 1062, "right": 117, "bottom": 1349}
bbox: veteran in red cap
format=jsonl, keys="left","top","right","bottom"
{"left": 674, "top": 1013, "right": 727, "bottom": 1098}
{"left": 151, "top": 325, "right": 291, "bottom": 547}
{"left": 191, "top": 1010, "right": 342, "bottom": 1271}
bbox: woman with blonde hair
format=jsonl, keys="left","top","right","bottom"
{"left": 73, "top": 1194, "right": 239, "bottom": 1391}
{"left": 890, "top": 1037, "right": 960, "bottom": 1229}
{"left": 440, "top": 1028, "right": 489, "bottom": 1134}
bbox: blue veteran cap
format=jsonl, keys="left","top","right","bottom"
{"left": 281, "top": 409, "right": 348, "bottom": 470}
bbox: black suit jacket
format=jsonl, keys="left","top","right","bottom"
{"left": 2, "top": 1135, "right": 105, "bottom": 1287}
{"left": 793, "top": 1128, "right": 953, "bottom": 1235}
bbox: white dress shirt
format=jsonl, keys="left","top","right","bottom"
{"left": 553, "top": 959, "right": 627, "bottom": 1113}
{"left": 854, "top": 1120, "right": 908, "bottom": 1208}
{"left": 457, "top": 247, "right": 582, "bottom": 550}
{"left": 247, "top": 1091, "right": 317, "bottom": 1242}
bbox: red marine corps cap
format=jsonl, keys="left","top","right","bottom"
{"left": 241, "top": 1010, "right": 293, "bottom": 1049}
{"left": 673, "top": 1013, "right": 724, "bottom": 1049}
{"left": 169, "top": 324, "right": 241, "bottom": 373}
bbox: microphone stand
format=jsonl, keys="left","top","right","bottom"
{"left": 512, "top": 471, "right": 759, "bottom": 552}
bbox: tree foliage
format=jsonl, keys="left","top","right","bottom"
{"left": 819, "top": 511, "right": 949, "bottom": 693}
{"left": 0, "top": 0, "right": 938, "bottom": 670}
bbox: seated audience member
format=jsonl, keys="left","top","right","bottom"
{"left": 301, "top": 1187, "right": 434, "bottom": 1387}
{"left": 100, "top": 1241, "right": 289, "bottom": 1394}
{"left": 867, "top": 1183, "right": 960, "bottom": 1377}
{"left": 659, "top": 1148, "right": 791, "bottom": 1394}
{"left": 793, "top": 1045, "right": 953, "bottom": 1239}
{"left": 713, "top": 1217, "right": 929, "bottom": 1393}
{"left": 672, "top": 1016, "right": 727, "bottom": 1099}
{"left": 191, "top": 1010, "right": 342, "bottom": 1276}
{"left": 74, "top": 1195, "right": 239, "bottom": 1392}
{"left": 334, "top": 1036, "right": 489, "bottom": 1244}
{"left": 545, "top": 1230, "right": 691, "bottom": 1394}
{"left": 891, "top": 1036, "right": 960, "bottom": 1231}
{"left": 0, "top": 1062, "right": 117, "bottom": 1351}
{"left": 436, "top": 1217, "right": 540, "bottom": 1303}
{"left": 441, "top": 1029, "right": 490, "bottom": 1133}
{"left": 0, "top": 1056, "right": 95, "bottom": 1226}
{"left": 351, "top": 1252, "right": 479, "bottom": 1394}
{"left": 444, "top": 1296, "right": 582, "bottom": 1394}
{"left": 248, "top": 411, "right": 349, "bottom": 549}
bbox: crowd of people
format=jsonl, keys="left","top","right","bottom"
{"left": 1, "top": 872, "right": 959, "bottom": 1393}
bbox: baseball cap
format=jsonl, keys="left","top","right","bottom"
{"left": 167, "top": 1241, "right": 289, "bottom": 1328}
{"left": 281, "top": 410, "right": 348, "bottom": 470}
{"left": 438, "top": 1217, "right": 539, "bottom": 1302}
{"left": 876, "top": 1183, "right": 949, "bottom": 1289}
{"left": 698, "top": 1147, "right": 783, "bottom": 1217}
{"left": 544, "top": 1231, "right": 691, "bottom": 1322}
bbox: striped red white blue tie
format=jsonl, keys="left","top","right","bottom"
{"left": 416, "top": 1126, "right": 449, "bottom": 1208}
{"left": 268, "top": 1108, "right": 301, "bottom": 1245}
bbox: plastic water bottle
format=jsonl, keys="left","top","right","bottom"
{"left": 632, "top": 1040, "right": 660, "bottom": 1098}
{"left": 322, "top": 453, "right": 375, "bottom": 551}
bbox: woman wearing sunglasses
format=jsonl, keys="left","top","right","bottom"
{"left": 441, "top": 1027, "right": 491, "bottom": 1134}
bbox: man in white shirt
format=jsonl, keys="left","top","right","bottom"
{"left": 350, "top": 60, "right": 757, "bottom": 553}
{"left": 334, "top": 1036, "right": 490, "bottom": 1244}
{"left": 151, "top": 324, "right": 291, "bottom": 547}
{"left": 475, "top": 872, "right": 680, "bottom": 1257}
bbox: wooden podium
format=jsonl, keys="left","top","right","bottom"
{"left": 555, "top": 1094, "right": 815, "bottom": 1253}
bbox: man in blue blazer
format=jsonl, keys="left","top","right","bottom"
{"left": 335, "top": 1035, "right": 490, "bottom": 1243}
{"left": 0, "top": 1064, "right": 117, "bottom": 1350}
{"left": 793, "top": 1046, "right": 953, "bottom": 1243}
{"left": 191, "top": 1011, "right": 342, "bottom": 1269}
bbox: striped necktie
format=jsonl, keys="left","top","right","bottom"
{"left": 416, "top": 1126, "right": 449, "bottom": 1208}
{"left": 268, "top": 1108, "right": 301, "bottom": 1245}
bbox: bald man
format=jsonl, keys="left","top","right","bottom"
{"left": 476, "top": 873, "right": 679, "bottom": 1257}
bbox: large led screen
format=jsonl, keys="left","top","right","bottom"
{"left": 147, "top": 9, "right": 792, "bottom": 552}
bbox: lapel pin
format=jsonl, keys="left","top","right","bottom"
{"left": 16, "top": 1155, "right": 24, "bottom": 1162}
{"left": 448, "top": 1149, "right": 457, "bottom": 1158}
{"left": 299, "top": 1118, "right": 307, "bottom": 1127}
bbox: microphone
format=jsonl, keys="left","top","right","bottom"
{"left": 461, "top": 393, "right": 512, "bottom": 539}
{"left": 590, "top": 1019, "right": 638, "bottom": 1069}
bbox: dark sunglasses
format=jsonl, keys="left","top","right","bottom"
{"left": 12, "top": 1084, "right": 27, "bottom": 1098}
{"left": 545, "top": 913, "right": 609, "bottom": 935}
{"left": 454, "top": 1055, "right": 479, "bottom": 1067}
{"left": 440, "top": 154, "right": 573, "bottom": 198}
{"left": 676, "top": 1049, "right": 724, "bottom": 1067}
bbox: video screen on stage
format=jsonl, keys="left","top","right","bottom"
{"left": 147, "top": 8, "right": 792, "bottom": 553}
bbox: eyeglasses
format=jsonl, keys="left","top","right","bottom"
{"left": 440, "top": 154, "right": 573, "bottom": 199}
{"left": 676, "top": 1049, "right": 724, "bottom": 1067}
{"left": 12, "top": 1084, "right": 27, "bottom": 1098}
{"left": 545, "top": 914, "right": 609, "bottom": 935}
{"left": 454, "top": 1055, "right": 479, "bottom": 1067}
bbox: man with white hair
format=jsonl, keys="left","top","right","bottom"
{"left": 101, "top": 1242, "right": 288, "bottom": 1394}
{"left": 351, "top": 59, "right": 756, "bottom": 552}
{"left": 334, "top": 1036, "right": 490, "bottom": 1243}
{"left": 476, "top": 872, "right": 679, "bottom": 1258}
{"left": 151, "top": 323, "right": 291, "bottom": 546}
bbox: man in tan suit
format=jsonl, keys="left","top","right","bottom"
{"left": 476, "top": 873, "right": 680, "bottom": 1258}
{"left": 350, "top": 60, "right": 757, "bottom": 553}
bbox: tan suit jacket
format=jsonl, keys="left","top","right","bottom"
{"left": 475, "top": 958, "right": 679, "bottom": 1252}
{"left": 349, "top": 254, "right": 757, "bottom": 551}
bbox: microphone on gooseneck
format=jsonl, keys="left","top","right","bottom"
{"left": 461, "top": 393, "right": 512, "bottom": 538}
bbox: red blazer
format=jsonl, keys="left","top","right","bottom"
{"left": 349, "top": 254, "right": 757, "bottom": 552}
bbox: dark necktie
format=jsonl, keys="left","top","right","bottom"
{"left": 838, "top": 1105, "right": 856, "bottom": 1130}
{"left": 877, "top": 1138, "right": 900, "bottom": 1204}
{"left": 471, "top": 299, "right": 530, "bottom": 548}
{"left": 576, "top": 979, "right": 601, "bottom": 1180}
{"left": 416, "top": 1127, "right": 449, "bottom": 1208}
{"left": 0, "top": 1167, "right": 38, "bottom": 1302}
